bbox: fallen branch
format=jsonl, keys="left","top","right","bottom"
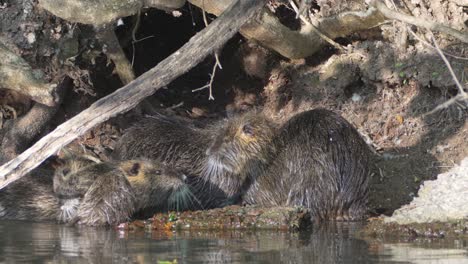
{"left": 0, "top": 0, "right": 265, "bottom": 190}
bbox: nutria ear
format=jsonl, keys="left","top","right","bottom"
{"left": 242, "top": 123, "right": 255, "bottom": 136}
{"left": 49, "top": 155, "right": 65, "bottom": 169}
{"left": 128, "top": 162, "right": 141, "bottom": 176}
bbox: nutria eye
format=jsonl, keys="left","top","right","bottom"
{"left": 129, "top": 163, "right": 140, "bottom": 176}
{"left": 154, "top": 170, "right": 162, "bottom": 175}
{"left": 242, "top": 124, "right": 255, "bottom": 136}
{"left": 62, "top": 168, "right": 70, "bottom": 175}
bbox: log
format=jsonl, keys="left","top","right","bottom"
{"left": 0, "top": 0, "right": 265, "bottom": 190}
{"left": 122, "top": 206, "right": 312, "bottom": 231}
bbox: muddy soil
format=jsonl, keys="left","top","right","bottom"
{"left": 1, "top": 0, "right": 467, "bottom": 217}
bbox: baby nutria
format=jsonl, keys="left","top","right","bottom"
{"left": 53, "top": 158, "right": 194, "bottom": 226}
{"left": 0, "top": 156, "right": 192, "bottom": 226}
{"left": 114, "top": 109, "right": 372, "bottom": 221}
{"left": 0, "top": 156, "right": 95, "bottom": 222}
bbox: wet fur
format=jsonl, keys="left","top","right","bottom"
{"left": 54, "top": 159, "right": 190, "bottom": 226}
{"left": 114, "top": 109, "right": 373, "bottom": 221}
{"left": 0, "top": 157, "right": 190, "bottom": 226}
{"left": 241, "top": 110, "right": 372, "bottom": 220}
{"left": 113, "top": 114, "right": 235, "bottom": 208}
{"left": 0, "top": 168, "right": 77, "bottom": 222}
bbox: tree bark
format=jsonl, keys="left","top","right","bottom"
{"left": 0, "top": 0, "right": 265, "bottom": 190}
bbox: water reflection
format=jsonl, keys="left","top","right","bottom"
{"left": 0, "top": 221, "right": 466, "bottom": 263}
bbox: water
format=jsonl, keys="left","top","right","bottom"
{"left": 0, "top": 221, "right": 467, "bottom": 263}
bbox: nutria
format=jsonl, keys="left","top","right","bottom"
{"left": 114, "top": 109, "right": 372, "bottom": 220}
{"left": 0, "top": 156, "right": 98, "bottom": 222}
{"left": 0, "top": 156, "right": 192, "bottom": 225}
{"left": 0, "top": 168, "right": 65, "bottom": 221}
{"left": 53, "top": 158, "right": 193, "bottom": 226}
{"left": 206, "top": 109, "right": 371, "bottom": 220}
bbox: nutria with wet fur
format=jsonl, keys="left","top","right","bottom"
{"left": 114, "top": 109, "right": 373, "bottom": 220}
{"left": 0, "top": 168, "right": 69, "bottom": 222}
{"left": 0, "top": 157, "right": 191, "bottom": 225}
{"left": 53, "top": 159, "right": 192, "bottom": 226}
{"left": 206, "top": 109, "right": 371, "bottom": 220}
{"left": 0, "top": 157, "right": 96, "bottom": 222}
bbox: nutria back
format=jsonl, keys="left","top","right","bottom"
{"left": 112, "top": 116, "right": 209, "bottom": 175}
{"left": 0, "top": 168, "right": 62, "bottom": 221}
{"left": 242, "top": 109, "right": 372, "bottom": 220}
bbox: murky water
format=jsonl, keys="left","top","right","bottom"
{"left": 0, "top": 221, "right": 467, "bottom": 263}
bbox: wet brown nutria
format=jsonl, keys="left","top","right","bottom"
{"left": 241, "top": 109, "right": 371, "bottom": 220}
{"left": 0, "top": 157, "right": 96, "bottom": 222}
{"left": 114, "top": 109, "right": 372, "bottom": 221}
{"left": 0, "top": 169, "right": 64, "bottom": 221}
{"left": 113, "top": 112, "right": 277, "bottom": 204}
{"left": 0, "top": 157, "right": 192, "bottom": 226}
{"left": 53, "top": 159, "right": 193, "bottom": 226}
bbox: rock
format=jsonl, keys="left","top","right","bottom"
{"left": 384, "top": 157, "right": 468, "bottom": 224}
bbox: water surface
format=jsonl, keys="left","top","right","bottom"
{"left": 0, "top": 221, "right": 467, "bottom": 263}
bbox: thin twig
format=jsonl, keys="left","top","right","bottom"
{"left": 407, "top": 29, "right": 468, "bottom": 61}
{"left": 191, "top": 56, "right": 221, "bottom": 100}
{"left": 382, "top": 0, "right": 468, "bottom": 114}
{"left": 289, "top": 0, "right": 346, "bottom": 52}
{"left": 369, "top": 0, "right": 468, "bottom": 43}
{"left": 192, "top": 2, "right": 223, "bottom": 100}
{"left": 426, "top": 31, "right": 468, "bottom": 115}
{"left": 429, "top": 32, "right": 466, "bottom": 96}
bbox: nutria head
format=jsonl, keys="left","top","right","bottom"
{"left": 204, "top": 112, "right": 277, "bottom": 195}
{"left": 119, "top": 159, "right": 199, "bottom": 211}
{"left": 52, "top": 155, "right": 101, "bottom": 198}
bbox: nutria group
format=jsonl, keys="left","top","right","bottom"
{"left": 55, "top": 158, "right": 193, "bottom": 225}
{"left": 113, "top": 112, "right": 275, "bottom": 198}
{"left": 114, "top": 109, "right": 373, "bottom": 221}
{"left": 0, "top": 157, "right": 191, "bottom": 225}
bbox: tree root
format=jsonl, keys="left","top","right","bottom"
{"left": 0, "top": 78, "right": 68, "bottom": 164}
{"left": 188, "top": 0, "right": 386, "bottom": 59}
{"left": 0, "top": 42, "right": 58, "bottom": 106}
{"left": 39, "top": 0, "right": 186, "bottom": 26}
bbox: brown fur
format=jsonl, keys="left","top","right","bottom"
{"left": 0, "top": 157, "right": 189, "bottom": 226}
{"left": 114, "top": 109, "right": 374, "bottom": 221}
